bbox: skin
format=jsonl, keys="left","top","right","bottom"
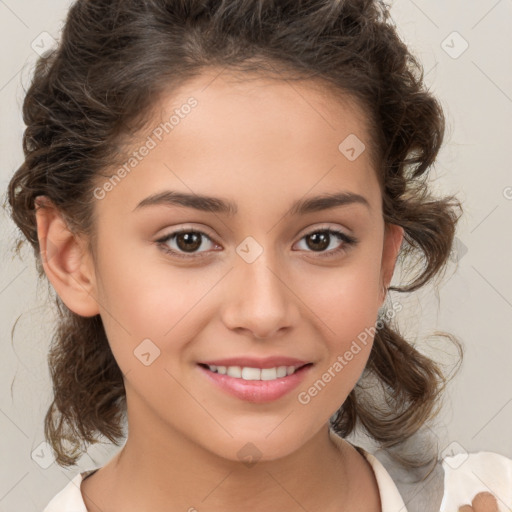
{"left": 458, "top": 492, "right": 500, "bottom": 512}
{"left": 35, "top": 68, "right": 407, "bottom": 512}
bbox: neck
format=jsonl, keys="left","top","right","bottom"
{"left": 85, "top": 415, "right": 357, "bottom": 512}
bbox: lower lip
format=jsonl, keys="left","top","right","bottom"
{"left": 197, "top": 364, "right": 313, "bottom": 403}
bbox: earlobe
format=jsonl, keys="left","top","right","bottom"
{"left": 34, "top": 196, "right": 100, "bottom": 317}
{"left": 380, "top": 223, "right": 404, "bottom": 303}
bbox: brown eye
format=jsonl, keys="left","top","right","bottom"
{"left": 295, "top": 228, "right": 358, "bottom": 258}
{"left": 305, "top": 231, "right": 331, "bottom": 251}
{"left": 156, "top": 229, "right": 218, "bottom": 259}
{"left": 175, "top": 232, "right": 203, "bottom": 252}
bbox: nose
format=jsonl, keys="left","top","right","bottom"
{"left": 220, "top": 254, "right": 300, "bottom": 340}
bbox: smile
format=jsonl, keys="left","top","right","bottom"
{"left": 197, "top": 362, "right": 314, "bottom": 403}
{"left": 203, "top": 364, "right": 304, "bottom": 381}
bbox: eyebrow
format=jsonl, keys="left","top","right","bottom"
{"left": 133, "top": 190, "right": 371, "bottom": 216}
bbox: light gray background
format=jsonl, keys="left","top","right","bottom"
{"left": 1, "top": 1, "right": 511, "bottom": 510}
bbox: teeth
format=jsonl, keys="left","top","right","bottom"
{"left": 206, "top": 364, "right": 300, "bottom": 380}
{"left": 242, "top": 367, "right": 260, "bottom": 380}
{"left": 227, "top": 366, "right": 242, "bottom": 378}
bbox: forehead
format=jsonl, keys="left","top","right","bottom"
{"left": 96, "top": 68, "right": 381, "bottom": 218}
{"left": 161, "top": 68, "right": 375, "bottom": 161}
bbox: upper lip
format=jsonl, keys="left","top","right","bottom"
{"left": 198, "top": 356, "right": 312, "bottom": 369}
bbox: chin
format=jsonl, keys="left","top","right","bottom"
{"left": 203, "top": 431, "right": 311, "bottom": 466}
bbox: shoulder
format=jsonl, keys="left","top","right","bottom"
{"left": 440, "top": 450, "right": 512, "bottom": 511}
{"left": 43, "top": 469, "right": 98, "bottom": 512}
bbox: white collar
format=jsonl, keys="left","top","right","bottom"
{"left": 329, "top": 428, "right": 408, "bottom": 512}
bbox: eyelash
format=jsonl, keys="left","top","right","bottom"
{"left": 155, "top": 226, "right": 358, "bottom": 261}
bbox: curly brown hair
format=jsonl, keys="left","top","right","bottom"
{"left": 5, "top": 0, "right": 463, "bottom": 471}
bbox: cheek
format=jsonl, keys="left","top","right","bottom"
{"left": 303, "top": 254, "right": 382, "bottom": 340}
{"left": 295, "top": 255, "right": 381, "bottom": 400}
{"left": 94, "top": 248, "right": 223, "bottom": 370}
{"left": 297, "top": 286, "right": 377, "bottom": 424}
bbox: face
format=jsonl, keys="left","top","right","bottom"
{"left": 75, "top": 70, "right": 402, "bottom": 462}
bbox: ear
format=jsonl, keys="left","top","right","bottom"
{"left": 379, "top": 223, "right": 404, "bottom": 304}
{"left": 34, "top": 196, "right": 100, "bottom": 317}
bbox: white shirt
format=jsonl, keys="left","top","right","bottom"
{"left": 43, "top": 429, "right": 512, "bottom": 512}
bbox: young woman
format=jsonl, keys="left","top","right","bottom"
{"left": 6, "top": 0, "right": 512, "bottom": 511}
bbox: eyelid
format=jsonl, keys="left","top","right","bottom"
{"left": 156, "top": 223, "right": 218, "bottom": 241}
{"left": 154, "top": 225, "right": 220, "bottom": 260}
{"left": 155, "top": 223, "right": 357, "bottom": 259}
{"left": 296, "top": 222, "right": 352, "bottom": 239}
{"left": 156, "top": 222, "right": 350, "bottom": 244}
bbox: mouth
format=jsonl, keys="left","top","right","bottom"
{"left": 197, "top": 362, "right": 313, "bottom": 381}
{"left": 196, "top": 362, "right": 314, "bottom": 403}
